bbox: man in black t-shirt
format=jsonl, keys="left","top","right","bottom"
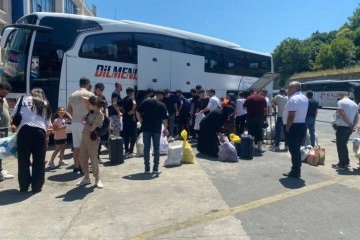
{"left": 303, "top": 90, "right": 319, "bottom": 147}
{"left": 136, "top": 90, "right": 168, "bottom": 173}
{"left": 109, "top": 82, "right": 122, "bottom": 136}
{"left": 163, "top": 89, "right": 178, "bottom": 142}
{"left": 120, "top": 87, "right": 137, "bottom": 157}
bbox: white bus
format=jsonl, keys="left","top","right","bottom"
{"left": 0, "top": 12, "right": 273, "bottom": 112}
{"left": 301, "top": 79, "right": 360, "bottom": 107}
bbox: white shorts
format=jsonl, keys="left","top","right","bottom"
{"left": 70, "top": 122, "right": 84, "bottom": 148}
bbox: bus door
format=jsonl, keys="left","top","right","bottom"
{"left": 1, "top": 23, "right": 54, "bottom": 111}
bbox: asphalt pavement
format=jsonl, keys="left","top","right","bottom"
{"left": 1, "top": 109, "right": 360, "bottom": 240}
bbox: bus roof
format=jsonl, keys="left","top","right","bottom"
{"left": 28, "top": 12, "right": 271, "bottom": 57}
{"left": 302, "top": 79, "right": 360, "bottom": 84}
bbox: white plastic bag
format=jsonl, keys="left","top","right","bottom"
{"left": 0, "top": 135, "right": 17, "bottom": 159}
{"left": 164, "top": 144, "right": 182, "bottom": 166}
{"left": 300, "top": 145, "right": 312, "bottom": 161}
{"left": 194, "top": 113, "right": 205, "bottom": 130}
{"left": 136, "top": 132, "right": 144, "bottom": 156}
{"left": 160, "top": 125, "right": 169, "bottom": 155}
{"left": 218, "top": 137, "right": 239, "bottom": 162}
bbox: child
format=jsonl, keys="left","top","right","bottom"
{"left": 48, "top": 107, "right": 72, "bottom": 168}
{"left": 77, "top": 96, "right": 106, "bottom": 189}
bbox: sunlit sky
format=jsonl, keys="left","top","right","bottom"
{"left": 85, "top": 0, "right": 359, "bottom": 54}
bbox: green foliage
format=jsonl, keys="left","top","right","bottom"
{"left": 331, "top": 37, "right": 356, "bottom": 68}
{"left": 273, "top": 38, "right": 310, "bottom": 86}
{"left": 273, "top": 4, "right": 360, "bottom": 80}
{"left": 348, "top": 4, "right": 360, "bottom": 30}
{"left": 313, "top": 44, "right": 334, "bottom": 70}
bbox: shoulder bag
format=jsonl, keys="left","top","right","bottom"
{"left": 12, "top": 96, "right": 24, "bottom": 127}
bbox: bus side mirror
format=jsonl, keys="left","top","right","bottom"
{"left": 0, "top": 27, "right": 16, "bottom": 49}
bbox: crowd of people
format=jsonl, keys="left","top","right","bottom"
{"left": 0, "top": 78, "right": 359, "bottom": 193}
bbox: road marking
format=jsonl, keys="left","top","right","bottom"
{"left": 127, "top": 176, "right": 354, "bottom": 240}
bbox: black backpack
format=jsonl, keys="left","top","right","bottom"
{"left": 95, "top": 116, "right": 110, "bottom": 137}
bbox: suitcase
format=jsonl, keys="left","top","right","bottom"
{"left": 240, "top": 135, "right": 254, "bottom": 160}
{"left": 108, "top": 136, "right": 124, "bottom": 165}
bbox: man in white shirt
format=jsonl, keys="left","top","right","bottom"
{"left": 271, "top": 89, "right": 288, "bottom": 151}
{"left": 235, "top": 92, "right": 247, "bottom": 135}
{"left": 332, "top": 92, "right": 359, "bottom": 170}
{"left": 282, "top": 81, "right": 308, "bottom": 178}
{"left": 198, "top": 89, "right": 220, "bottom": 114}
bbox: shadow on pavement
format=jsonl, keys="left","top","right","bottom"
{"left": 47, "top": 172, "right": 83, "bottom": 182}
{"left": 279, "top": 177, "right": 306, "bottom": 189}
{"left": 122, "top": 172, "right": 160, "bottom": 180}
{"left": 196, "top": 153, "right": 218, "bottom": 161}
{"left": 56, "top": 185, "right": 95, "bottom": 202}
{"left": 0, "top": 189, "right": 33, "bottom": 205}
{"left": 335, "top": 167, "right": 360, "bottom": 175}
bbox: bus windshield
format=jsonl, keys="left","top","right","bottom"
{"left": 2, "top": 28, "right": 32, "bottom": 93}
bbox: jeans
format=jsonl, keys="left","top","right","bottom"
{"left": 336, "top": 126, "right": 352, "bottom": 167}
{"left": 274, "top": 117, "right": 287, "bottom": 147}
{"left": 122, "top": 119, "right": 137, "bottom": 153}
{"left": 143, "top": 132, "right": 161, "bottom": 172}
{"left": 168, "top": 113, "right": 176, "bottom": 137}
{"left": 302, "top": 117, "right": 316, "bottom": 146}
{"left": 285, "top": 123, "right": 306, "bottom": 175}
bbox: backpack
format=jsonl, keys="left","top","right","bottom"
{"left": 95, "top": 115, "right": 110, "bottom": 137}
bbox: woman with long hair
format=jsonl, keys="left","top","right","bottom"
{"left": 11, "top": 88, "right": 52, "bottom": 193}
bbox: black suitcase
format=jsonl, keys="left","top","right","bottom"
{"left": 240, "top": 135, "right": 254, "bottom": 160}
{"left": 108, "top": 136, "right": 124, "bottom": 165}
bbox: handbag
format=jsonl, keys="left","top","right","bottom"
{"left": 306, "top": 147, "right": 325, "bottom": 166}
{"left": 11, "top": 96, "right": 24, "bottom": 127}
{"left": 317, "top": 147, "right": 325, "bottom": 165}
{"left": 307, "top": 148, "right": 319, "bottom": 166}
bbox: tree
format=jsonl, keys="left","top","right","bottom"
{"left": 348, "top": 4, "right": 360, "bottom": 30}
{"left": 313, "top": 44, "right": 335, "bottom": 70}
{"left": 272, "top": 38, "right": 310, "bottom": 86}
{"left": 331, "top": 37, "right": 356, "bottom": 68}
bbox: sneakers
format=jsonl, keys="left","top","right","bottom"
{"left": 76, "top": 177, "right": 91, "bottom": 186}
{"left": 144, "top": 171, "right": 151, "bottom": 174}
{"left": 332, "top": 164, "right": 348, "bottom": 170}
{"left": 127, "top": 153, "right": 137, "bottom": 158}
{"left": 73, "top": 167, "right": 83, "bottom": 174}
{"left": 1, "top": 170, "right": 14, "bottom": 180}
{"left": 95, "top": 180, "right": 103, "bottom": 189}
{"left": 58, "top": 160, "right": 69, "bottom": 166}
{"left": 48, "top": 161, "right": 56, "bottom": 169}
{"left": 272, "top": 147, "right": 280, "bottom": 152}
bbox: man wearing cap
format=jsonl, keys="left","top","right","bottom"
{"left": 332, "top": 91, "right": 359, "bottom": 170}
{"left": 136, "top": 90, "right": 168, "bottom": 173}
{"left": 282, "top": 81, "right": 308, "bottom": 178}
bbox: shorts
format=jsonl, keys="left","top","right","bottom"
{"left": 70, "top": 122, "right": 84, "bottom": 148}
{"left": 246, "top": 117, "right": 263, "bottom": 142}
{"left": 55, "top": 139, "right": 67, "bottom": 145}
{"left": 110, "top": 115, "right": 123, "bottom": 131}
